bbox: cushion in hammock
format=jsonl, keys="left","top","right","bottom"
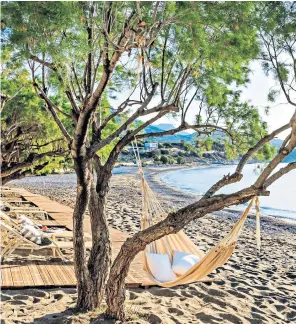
{"left": 20, "top": 224, "right": 42, "bottom": 245}
{"left": 146, "top": 253, "right": 177, "bottom": 283}
{"left": 172, "top": 251, "right": 200, "bottom": 276}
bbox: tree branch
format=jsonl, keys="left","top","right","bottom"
{"left": 1, "top": 149, "right": 67, "bottom": 178}
{"left": 235, "top": 122, "right": 291, "bottom": 174}
{"left": 264, "top": 162, "right": 296, "bottom": 188}
{"left": 33, "top": 82, "right": 72, "bottom": 142}
{"left": 30, "top": 54, "right": 57, "bottom": 71}
{"left": 136, "top": 122, "right": 231, "bottom": 140}
{"left": 89, "top": 83, "right": 159, "bottom": 156}
{"left": 254, "top": 115, "right": 296, "bottom": 188}
{"left": 1, "top": 162, "right": 50, "bottom": 185}
{"left": 202, "top": 122, "right": 293, "bottom": 199}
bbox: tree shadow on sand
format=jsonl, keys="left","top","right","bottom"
{"left": 31, "top": 307, "right": 116, "bottom": 324}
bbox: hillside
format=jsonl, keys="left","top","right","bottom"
{"left": 144, "top": 124, "right": 296, "bottom": 163}
{"left": 144, "top": 124, "right": 196, "bottom": 142}
{"left": 144, "top": 124, "right": 223, "bottom": 142}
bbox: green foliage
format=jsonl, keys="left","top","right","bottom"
{"left": 256, "top": 143, "right": 277, "bottom": 161}
{"left": 183, "top": 142, "right": 199, "bottom": 156}
{"left": 1, "top": 48, "right": 69, "bottom": 176}
{"left": 256, "top": 2, "right": 295, "bottom": 104}
{"left": 160, "top": 154, "right": 176, "bottom": 164}
{"left": 195, "top": 92, "right": 275, "bottom": 161}
{"left": 224, "top": 142, "right": 239, "bottom": 160}
{"left": 204, "top": 137, "right": 214, "bottom": 151}
{"left": 1, "top": 1, "right": 285, "bottom": 170}
{"left": 160, "top": 155, "right": 168, "bottom": 164}
{"left": 167, "top": 157, "right": 176, "bottom": 164}
{"left": 160, "top": 149, "right": 169, "bottom": 155}
{"left": 177, "top": 156, "right": 185, "bottom": 165}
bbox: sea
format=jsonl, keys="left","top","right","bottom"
{"left": 161, "top": 163, "right": 296, "bottom": 221}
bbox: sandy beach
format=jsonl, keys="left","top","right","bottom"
{"left": 2, "top": 167, "right": 296, "bottom": 323}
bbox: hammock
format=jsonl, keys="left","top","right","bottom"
{"left": 132, "top": 141, "right": 261, "bottom": 287}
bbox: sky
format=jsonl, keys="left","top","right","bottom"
{"left": 110, "top": 60, "right": 295, "bottom": 140}
{"left": 240, "top": 61, "right": 294, "bottom": 139}
{"left": 155, "top": 61, "right": 294, "bottom": 139}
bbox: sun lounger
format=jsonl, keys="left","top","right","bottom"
{"left": 0, "top": 187, "right": 24, "bottom": 197}
{"left": 0, "top": 221, "right": 92, "bottom": 261}
{"left": 1, "top": 200, "right": 48, "bottom": 220}
{"left": 0, "top": 211, "right": 91, "bottom": 241}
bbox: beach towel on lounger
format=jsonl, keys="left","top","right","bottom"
{"left": 20, "top": 224, "right": 42, "bottom": 245}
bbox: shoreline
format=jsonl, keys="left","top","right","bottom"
{"left": 145, "top": 164, "right": 296, "bottom": 226}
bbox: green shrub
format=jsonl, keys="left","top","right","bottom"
{"left": 204, "top": 137, "right": 214, "bottom": 151}
{"left": 168, "top": 157, "right": 176, "bottom": 164}
{"left": 183, "top": 142, "right": 199, "bottom": 156}
{"left": 160, "top": 155, "right": 168, "bottom": 164}
{"left": 177, "top": 156, "right": 185, "bottom": 164}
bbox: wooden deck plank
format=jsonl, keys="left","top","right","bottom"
{"left": 36, "top": 263, "right": 55, "bottom": 286}
{"left": 52, "top": 264, "right": 73, "bottom": 286}
{"left": 44, "top": 264, "right": 64, "bottom": 286}
{"left": 19, "top": 265, "right": 35, "bottom": 286}
{"left": 1, "top": 264, "right": 13, "bottom": 287}
{"left": 10, "top": 266, "right": 24, "bottom": 287}
{"left": 60, "top": 263, "right": 77, "bottom": 285}
{"left": 1, "top": 187, "right": 148, "bottom": 288}
{"left": 28, "top": 264, "right": 44, "bottom": 286}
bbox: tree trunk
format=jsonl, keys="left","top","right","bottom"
{"left": 105, "top": 237, "right": 144, "bottom": 320}
{"left": 73, "top": 157, "right": 113, "bottom": 310}
{"left": 86, "top": 167, "right": 112, "bottom": 308}
{"left": 73, "top": 158, "right": 94, "bottom": 310}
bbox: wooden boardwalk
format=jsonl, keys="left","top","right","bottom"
{"left": 1, "top": 188, "right": 149, "bottom": 289}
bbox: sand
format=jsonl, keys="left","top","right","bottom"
{"left": 2, "top": 167, "right": 296, "bottom": 323}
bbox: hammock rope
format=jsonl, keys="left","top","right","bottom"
{"left": 132, "top": 139, "right": 261, "bottom": 287}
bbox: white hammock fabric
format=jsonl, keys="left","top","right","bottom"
{"left": 132, "top": 141, "right": 261, "bottom": 287}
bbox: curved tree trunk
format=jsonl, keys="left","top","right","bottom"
{"left": 105, "top": 187, "right": 266, "bottom": 319}
{"left": 105, "top": 236, "right": 145, "bottom": 320}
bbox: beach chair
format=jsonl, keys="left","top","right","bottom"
{"left": 1, "top": 200, "right": 49, "bottom": 220}
{"left": 0, "top": 187, "right": 25, "bottom": 198}
{"left": 0, "top": 211, "right": 91, "bottom": 241}
{"left": 0, "top": 221, "right": 92, "bottom": 261}
{"left": 2, "top": 199, "right": 35, "bottom": 207}
{"left": 0, "top": 186, "right": 22, "bottom": 192}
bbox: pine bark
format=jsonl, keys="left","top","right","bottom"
{"left": 105, "top": 238, "right": 144, "bottom": 320}
{"left": 73, "top": 157, "right": 93, "bottom": 309}
{"left": 86, "top": 168, "right": 112, "bottom": 308}
{"left": 73, "top": 158, "right": 112, "bottom": 311}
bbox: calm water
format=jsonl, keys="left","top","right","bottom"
{"left": 161, "top": 164, "right": 296, "bottom": 220}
